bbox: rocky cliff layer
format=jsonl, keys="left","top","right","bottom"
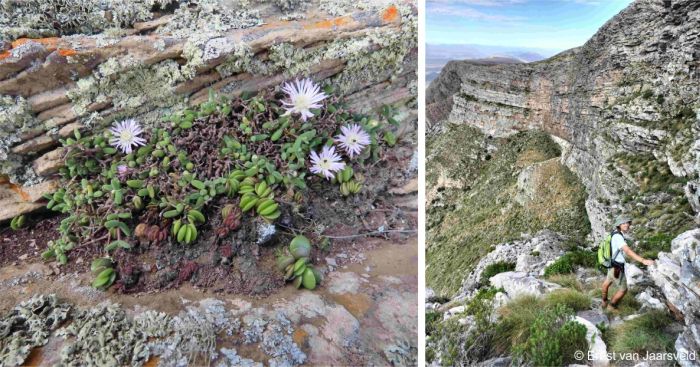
{"left": 427, "top": 0, "right": 699, "bottom": 365}
{"left": 428, "top": 0, "right": 698, "bottom": 241}
{"left": 0, "top": 0, "right": 417, "bottom": 222}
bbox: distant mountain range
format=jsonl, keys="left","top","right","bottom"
{"left": 426, "top": 43, "right": 562, "bottom": 83}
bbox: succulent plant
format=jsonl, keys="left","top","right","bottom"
{"left": 10, "top": 214, "right": 25, "bottom": 230}
{"left": 340, "top": 180, "right": 362, "bottom": 196}
{"left": 239, "top": 181, "right": 281, "bottom": 221}
{"left": 289, "top": 235, "right": 311, "bottom": 258}
{"left": 335, "top": 166, "right": 354, "bottom": 184}
{"left": 278, "top": 235, "right": 322, "bottom": 290}
{"left": 91, "top": 257, "right": 117, "bottom": 290}
{"left": 38, "top": 84, "right": 400, "bottom": 296}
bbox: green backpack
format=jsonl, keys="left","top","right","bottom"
{"left": 597, "top": 231, "right": 621, "bottom": 268}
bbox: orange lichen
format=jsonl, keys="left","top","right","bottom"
{"left": 6, "top": 182, "right": 32, "bottom": 201}
{"left": 304, "top": 16, "right": 351, "bottom": 30}
{"left": 382, "top": 5, "right": 399, "bottom": 22}
{"left": 57, "top": 49, "right": 77, "bottom": 57}
{"left": 0, "top": 50, "right": 10, "bottom": 60}
{"left": 292, "top": 329, "right": 308, "bottom": 345}
{"left": 11, "top": 37, "right": 59, "bottom": 50}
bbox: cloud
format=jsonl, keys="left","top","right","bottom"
{"left": 427, "top": 3, "right": 525, "bottom": 22}
{"left": 427, "top": 0, "right": 527, "bottom": 5}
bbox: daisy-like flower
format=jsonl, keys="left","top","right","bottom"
{"left": 335, "top": 124, "right": 371, "bottom": 158}
{"left": 109, "top": 118, "right": 146, "bottom": 154}
{"left": 281, "top": 78, "right": 328, "bottom": 122}
{"left": 309, "top": 145, "right": 345, "bottom": 180}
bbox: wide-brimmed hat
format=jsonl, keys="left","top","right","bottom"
{"left": 613, "top": 215, "right": 632, "bottom": 227}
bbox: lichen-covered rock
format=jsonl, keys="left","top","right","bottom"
{"left": 0, "top": 0, "right": 417, "bottom": 222}
{"left": 648, "top": 229, "right": 700, "bottom": 366}
{"left": 56, "top": 302, "right": 151, "bottom": 366}
{"left": 0, "top": 294, "right": 71, "bottom": 367}
{"left": 455, "top": 230, "right": 567, "bottom": 300}
{"left": 488, "top": 271, "right": 561, "bottom": 299}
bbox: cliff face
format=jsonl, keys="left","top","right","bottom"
{"left": 427, "top": 0, "right": 700, "bottom": 365}
{"left": 0, "top": 0, "right": 417, "bottom": 222}
{"left": 428, "top": 0, "right": 699, "bottom": 240}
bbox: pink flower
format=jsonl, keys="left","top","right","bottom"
{"left": 109, "top": 119, "right": 146, "bottom": 154}
{"left": 335, "top": 124, "right": 371, "bottom": 158}
{"left": 281, "top": 78, "right": 327, "bottom": 121}
{"left": 309, "top": 146, "right": 345, "bottom": 180}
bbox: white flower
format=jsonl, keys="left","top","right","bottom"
{"left": 335, "top": 124, "right": 371, "bottom": 158}
{"left": 281, "top": 78, "right": 328, "bottom": 121}
{"left": 309, "top": 145, "right": 345, "bottom": 180}
{"left": 109, "top": 119, "right": 146, "bottom": 154}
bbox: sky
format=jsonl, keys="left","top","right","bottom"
{"left": 427, "top": 0, "right": 635, "bottom": 52}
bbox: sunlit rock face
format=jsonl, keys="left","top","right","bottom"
{"left": 428, "top": 0, "right": 699, "bottom": 241}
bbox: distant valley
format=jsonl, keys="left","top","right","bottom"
{"left": 426, "top": 43, "right": 560, "bottom": 83}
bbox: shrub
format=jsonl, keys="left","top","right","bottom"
{"left": 426, "top": 311, "right": 440, "bottom": 336}
{"left": 431, "top": 287, "right": 502, "bottom": 365}
{"left": 480, "top": 261, "right": 516, "bottom": 283}
{"left": 466, "top": 287, "right": 504, "bottom": 314}
{"left": 544, "top": 289, "right": 591, "bottom": 312}
{"left": 496, "top": 297, "right": 588, "bottom": 366}
{"left": 544, "top": 249, "right": 597, "bottom": 277}
{"left": 492, "top": 296, "right": 545, "bottom": 354}
{"left": 641, "top": 89, "right": 653, "bottom": 99}
{"left": 609, "top": 311, "right": 676, "bottom": 354}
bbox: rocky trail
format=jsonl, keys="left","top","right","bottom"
{"left": 427, "top": 228, "right": 699, "bottom": 367}
{"left": 1, "top": 235, "right": 417, "bottom": 366}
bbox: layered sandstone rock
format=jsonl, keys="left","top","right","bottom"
{"left": 0, "top": 0, "right": 418, "bottom": 222}
{"left": 427, "top": 0, "right": 699, "bottom": 239}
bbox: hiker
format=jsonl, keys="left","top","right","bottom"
{"left": 601, "top": 215, "right": 655, "bottom": 310}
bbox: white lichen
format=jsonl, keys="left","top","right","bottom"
{"left": 0, "top": 0, "right": 174, "bottom": 41}
{"left": 67, "top": 57, "right": 187, "bottom": 126}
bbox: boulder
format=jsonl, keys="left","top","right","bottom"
{"left": 648, "top": 229, "right": 700, "bottom": 366}
{"left": 576, "top": 309, "right": 609, "bottom": 327}
{"left": 635, "top": 289, "right": 666, "bottom": 311}
{"left": 625, "top": 263, "right": 650, "bottom": 288}
{"left": 443, "top": 306, "right": 466, "bottom": 321}
{"left": 573, "top": 316, "right": 609, "bottom": 367}
{"left": 674, "top": 324, "right": 700, "bottom": 367}
{"left": 458, "top": 230, "right": 567, "bottom": 297}
{"left": 489, "top": 271, "right": 561, "bottom": 299}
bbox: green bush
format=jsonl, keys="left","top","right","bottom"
{"left": 544, "top": 289, "right": 591, "bottom": 312}
{"left": 514, "top": 303, "right": 588, "bottom": 366}
{"left": 430, "top": 287, "right": 502, "bottom": 365}
{"left": 466, "top": 287, "right": 504, "bottom": 314}
{"left": 641, "top": 89, "right": 654, "bottom": 99}
{"left": 609, "top": 311, "right": 675, "bottom": 354}
{"left": 426, "top": 311, "right": 440, "bottom": 336}
{"left": 481, "top": 261, "right": 516, "bottom": 283}
{"left": 544, "top": 249, "right": 597, "bottom": 277}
